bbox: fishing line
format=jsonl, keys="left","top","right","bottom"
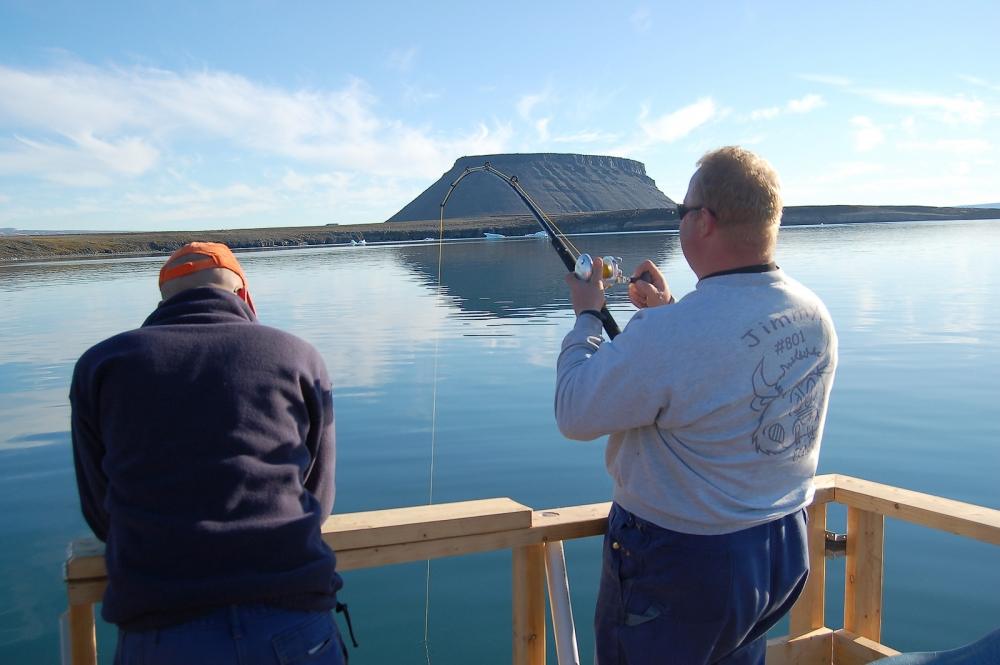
{"left": 420, "top": 206, "right": 449, "bottom": 665}
{"left": 420, "top": 163, "right": 624, "bottom": 660}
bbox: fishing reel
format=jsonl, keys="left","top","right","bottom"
{"left": 574, "top": 254, "right": 628, "bottom": 288}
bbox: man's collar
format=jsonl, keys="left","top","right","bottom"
{"left": 701, "top": 262, "right": 778, "bottom": 280}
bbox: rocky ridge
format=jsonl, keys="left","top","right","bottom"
{"left": 388, "top": 153, "right": 674, "bottom": 222}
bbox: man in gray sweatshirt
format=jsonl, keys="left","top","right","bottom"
{"left": 556, "top": 146, "right": 837, "bottom": 665}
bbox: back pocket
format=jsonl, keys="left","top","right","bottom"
{"left": 272, "top": 612, "right": 337, "bottom": 664}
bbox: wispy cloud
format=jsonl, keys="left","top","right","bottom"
{"left": 787, "top": 160, "right": 998, "bottom": 208}
{"left": 134, "top": 175, "right": 422, "bottom": 225}
{"left": 402, "top": 83, "right": 440, "bottom": 106}
{"left": 280, "top": 170, "right": 354, "bottom": 193}
{"left": 640, "top": 98, "right": 717, "bottom": 143}
{"left": 1, "top": 166, "right": 431, "bottom": 229}
{"left": 851, "top": 116, "right": 885, "bottom": 152}
{"left": 516, "top": 89, "right": 554, "bottom": 142}
{"left": 516, "top": 91, "right": 546, "bottom": 121}
{"left": 856, "top": 88, "right": 986, "bottom": 124}
{"left": 750, "top": 107, "right": 780, "bottom": 121}
{"left": 0, "top": 194, "right": 118, "bottom": 227}
{"left": 0, "top": 133, "right": 159, "bottom": 186}
{"left": 606, "top": 98, "right": 717, "bottom": 157}
{"left": 0, "top": 61, "right": 513, "bottom": 182}
{"left": 0, "top": 60, "right": 519, "bottom": 227}
{"left": 148, "top": 197, "right": 276, "bottom": 224}
{"left": 748, "top": 94, "right": 824, "bottom": 121}
{"left": 788, "top": 94, "right": 824, "bottom": 113}
{"left": 959, "top": 74, "right": 1000, "bottom": 93}
{"left": 534, "top": 117, "right": 551, "bottom": 142}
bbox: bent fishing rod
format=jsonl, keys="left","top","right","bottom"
{"left": 439, "top": 162, "right": 624, "bottom": 339}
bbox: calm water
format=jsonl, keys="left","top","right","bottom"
{"left": 1, "top": 220, "right": 999, "bottom": 663}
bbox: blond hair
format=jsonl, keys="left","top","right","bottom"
{"left": 693, "top": 146, "right": 783, "bottom": 253}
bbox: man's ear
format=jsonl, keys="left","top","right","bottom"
{"left": 697, "top": 209, "right": 717, "bottom": 239}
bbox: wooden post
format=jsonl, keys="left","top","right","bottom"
{"left": 843, "top": 507, "right": 885, "bottom": 642}
{"left": 513, "top": 543, "right": 546, "bottom": 665}
{"left": 67, "top": 603, "right": 97, "bottom": 665}
{"left": 789, "top": 501, "right": 828, "bottom": 637}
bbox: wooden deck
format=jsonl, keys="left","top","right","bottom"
{"left": 63, "top": 474, "right": 1000, "bottom": 664}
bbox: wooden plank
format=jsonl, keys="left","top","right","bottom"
{"left": 833, "top": 475, "right": 1000, "bottom": 546}
{"left": 321, "top": 497, "right": 532, "bottom": 550}
{"left": 789, "top": 501, "right": 828, "bottom": 637}
{"left": 67, "top": 603, "right": 97, "bottom": 665}
{"left": 765, "top": 628, "right": 832, "bottom": 665}
{"left": 844, "top": 508, "right": 884, "bottom": 642}
{"left": 512, "top": 544, "right": 546, "bottom": 665}
{"left": 63, "top": 502, "right": 611, "bottom": 587}
{"left": 832, "top": 629, "right": 900, "bottom": 664}
{"left": 64, "top": 538, "right": 106, "bottom": 582}
{"left": 335, "top": 503, "right": 611, "bottom": 571}
{"left": 63, "top": 503, "right": 602, "bottom": 594}
{"left": 529, "top": 503, "right": 611, "bottom": 538}
{"left": 813, "top": 474, "right": 837, "bottom": 505}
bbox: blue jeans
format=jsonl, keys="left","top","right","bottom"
{"left": 115, "top": 605, "right": 346, "bottom": 665}
{"left": 595, "top": 504, "right": 809, "bottom": 665}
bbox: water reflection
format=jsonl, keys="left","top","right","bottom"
{"left": 0, "top": 255, "right": 165, "bottom": 292}
{"left": 393, "top": 233, "right": 681, "bottom": 319}
{"left": 777, "top": 221, "right": 1000, "bottom": 350}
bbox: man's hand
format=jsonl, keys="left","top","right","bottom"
{"left": 564, "top": 256, "right": 608, "bottom": 315}
{"left": 628, "top": 259, "right": 674, "bottom": 309}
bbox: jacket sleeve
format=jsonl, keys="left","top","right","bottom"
{"left": 69, "top": 358, "right": 111, "bottom": 541}
{"left": 302, "top": 360, "right": 336, "bottom": 517}
{"left": 555, "top": 309, "right": 675, "bottom": 441}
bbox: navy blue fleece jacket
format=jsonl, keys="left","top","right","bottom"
{"left": 70, "top": 287, "right": 341, "bottom": 629}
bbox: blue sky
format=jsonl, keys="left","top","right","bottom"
{"left": 1, "top": 1, "right": 998, "bottom": 231}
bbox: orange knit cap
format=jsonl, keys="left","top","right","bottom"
{"left": 158, "top": 242, "right": 256, "bottom": 314}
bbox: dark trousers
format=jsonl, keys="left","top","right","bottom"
{"left": 595, "top": 504, "right": 809, "bottom": 665}
{"left": 115, "top": 605, "right": 346, "bottom": 665}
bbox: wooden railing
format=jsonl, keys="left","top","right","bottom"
{"left": 62, "top": 474, "right": 1000, "bottom": 665}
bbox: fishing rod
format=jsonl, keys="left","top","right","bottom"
{"left": 439, "top": 162, "right": 624, "bottom": 339}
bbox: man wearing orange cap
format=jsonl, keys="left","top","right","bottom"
{"left": 70, "top": 242, "right": 348, "bottom": 664}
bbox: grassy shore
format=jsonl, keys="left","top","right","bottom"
{"left": 2, "top": 205, "right": 997, "bottom": 263}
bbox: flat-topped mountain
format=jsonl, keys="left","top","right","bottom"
{"left": 387, "top": 153, "right": 675, "bottom": 222}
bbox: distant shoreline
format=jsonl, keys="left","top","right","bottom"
{"left": 2, "top": 205, "right": 998, "bottom": 264}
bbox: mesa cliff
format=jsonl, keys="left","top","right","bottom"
{"left": 387, "top": 153, "right": 675, "bottom": 222}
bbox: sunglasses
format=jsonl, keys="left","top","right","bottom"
{"left": 676, "top": 204, "right": 715, "bottom": 219}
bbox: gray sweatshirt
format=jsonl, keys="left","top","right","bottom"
{"left": 556, "top": 269, "right": 837, "bottom": 535}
